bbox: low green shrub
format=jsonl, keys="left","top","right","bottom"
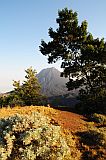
{"left": 0, "top": 112, "right": 72, "bottom": 160}
{"left": 78, "top": 127, "right": 106, "bottom": 147}
{"left": 77, "top": 127, "right": 106, "bottom": 160}
{"left": 91, "top": 113, "right": 106, "bottom": 125}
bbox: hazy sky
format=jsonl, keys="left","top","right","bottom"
{"left": 0, "top": 0, "right": 106, "bottom": 92}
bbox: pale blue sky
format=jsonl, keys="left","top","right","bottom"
{"left": 0, "top": 0, "right": 106, "bottom": 92}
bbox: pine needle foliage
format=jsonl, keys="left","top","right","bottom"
{"left": 40, "top": 8, "right": 106, "bottom": 113}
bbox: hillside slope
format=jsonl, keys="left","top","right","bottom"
{"left": 0, "top": 106, "right": 105, "bottom": 159}
{"left": 0, "top": 106, "right": 86, "bottom": 133}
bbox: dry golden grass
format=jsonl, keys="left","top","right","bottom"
{"left": 0, "top": 106, "right": 59, "bottom": 119}
{"left": 0, "top": 106, "right": 82, "bottom": 160}
{"left": 0, "top": 105, "right": 87, "bottom": 158}
{"left": 0, "top": 106, "right": 86, "bottom": 133}
{"left": 1, "top": 106, "right": 105, "bottom": 159}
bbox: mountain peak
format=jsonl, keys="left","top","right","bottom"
{"left": 38, "top": 67, "right": 59, "bottom": 74}
{"left": 37, "top": 67, "right": 68, "bottom": 97}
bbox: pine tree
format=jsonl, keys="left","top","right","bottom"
{"left": 40, "top": 8, "right": 106, "bottom": 113}
{"left": 12, "top": 67, "right": 46, "bottom": 106}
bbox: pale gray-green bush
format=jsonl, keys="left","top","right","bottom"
{"left": 0, "top": 112, "right": 72, "bottom": 160}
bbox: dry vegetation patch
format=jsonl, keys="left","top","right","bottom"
{"left": 0, "top": 106, "right": 87, "bottom": 134}
{"left": 1, "top": 106, "right": 105, "bottom": 160}
{"left": 0, "top": 106, "right": 58, "bottom": 119}
{"left": 0, "top": 106, "right": 83, "bottom": 160}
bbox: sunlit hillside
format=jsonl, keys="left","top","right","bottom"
{"left": 0, "top": 106, "right": 105, "bottom": 159}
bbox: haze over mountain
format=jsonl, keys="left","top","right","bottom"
{"left": 37, "top": 67, "right": 79, "bottom": 106}
{"left": 37, "top": 67, "right": 79, "bottom": 97}
{"left": 37, "top": 67, "right": 69, "bottom": 97}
